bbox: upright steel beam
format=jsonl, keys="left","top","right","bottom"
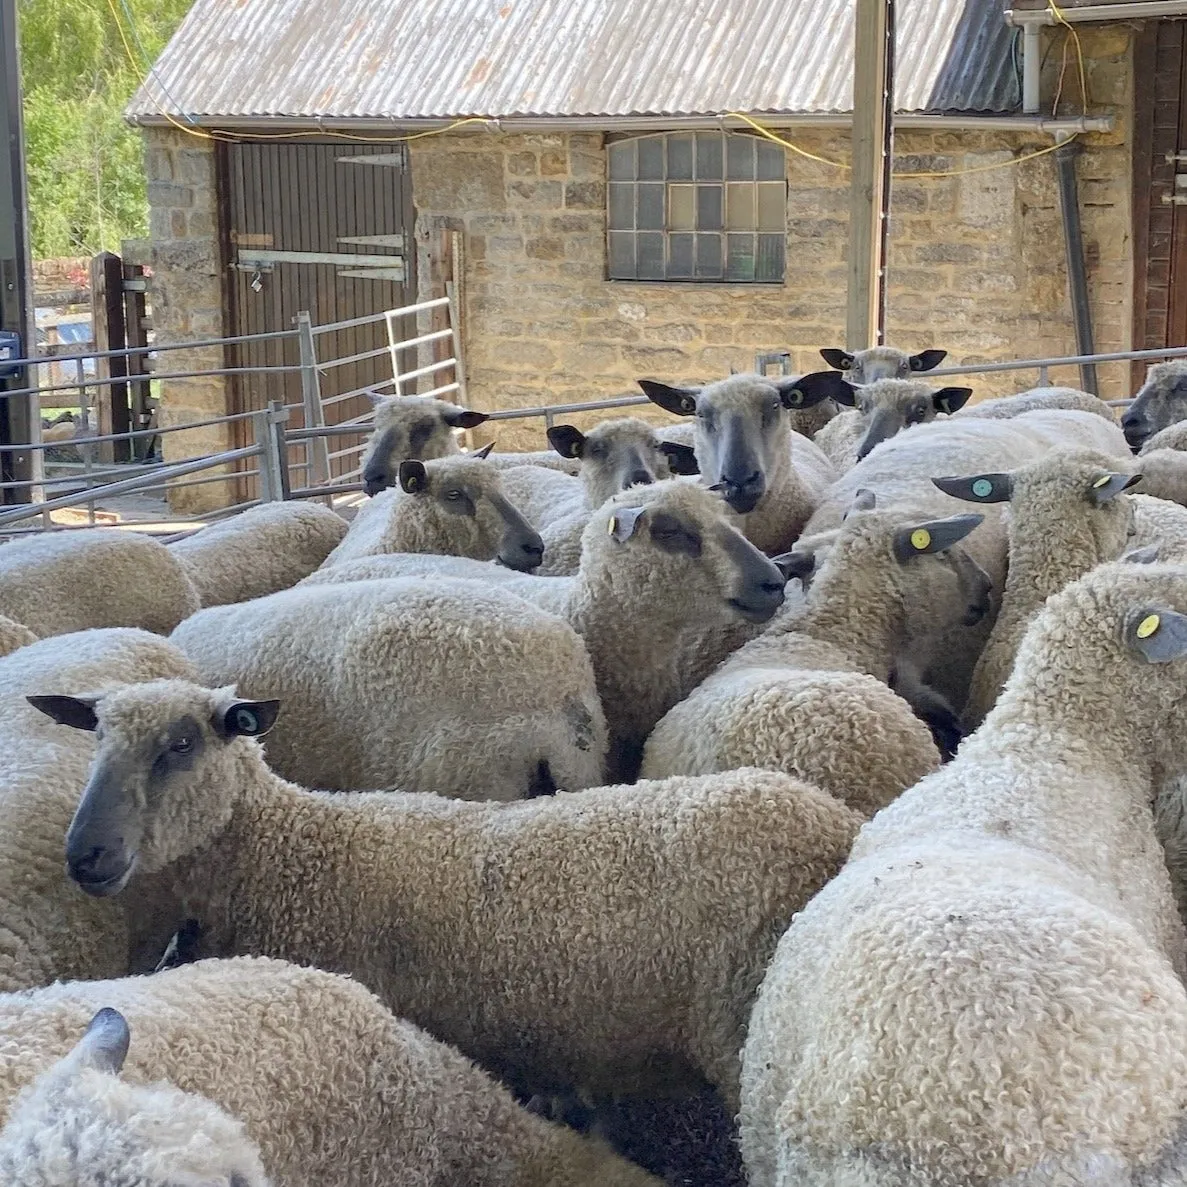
{"left": 0, "top": 0, "right": 33, "bottom": 503}
{"left": 846, "top": 0, "right": 895, "bottom": 352}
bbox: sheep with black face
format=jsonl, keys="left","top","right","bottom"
{"left": 1121, "top": 359, "right": 1187, "bottom": 452}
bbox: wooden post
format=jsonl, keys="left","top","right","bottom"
{"left": 122, "top": 261, "right": 152, "bottom": 461}
{"left": 89, "top": 250, "right": 131, "bottom": 463}
{"left": 846, "top": 0, "right": 895, "bottom": 352}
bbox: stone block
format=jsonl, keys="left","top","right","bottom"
{"left": 508, "top": 179, "right": 564, "bottom": 205}
{"left": 148, "top": 182, "right": 194, "bottom": 209}
{"left": 507, "top": 152, "right": 537, "bottom": 176}
{"left": 539, "top": 149, "right": 568, "bottom": 176}
{"left": 564, "top": 181, "right": 604, "bottom": 209}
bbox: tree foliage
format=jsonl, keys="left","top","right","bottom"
{"left": 18, "top": 0, "right": 191, "bottom": 257}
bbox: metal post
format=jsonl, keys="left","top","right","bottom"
{"left": 253, "top": 403, "right": 290, "bottom": 502}
{"left": 0, "top": 0, "right": 33, "bottom": 505}
{"left": 846, "top": 0, "right": 895, "bottom": 352}
{"left": 1054, "top": 138, "right": 1099, "bottom": 395}
{"left": 295, "top": 310, "right": 331, "bottom": 503}
{"left": 446, "top": 280, "right": 469, "bottom": 408}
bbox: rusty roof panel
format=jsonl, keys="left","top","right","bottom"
{"left": 127, "top": 0, "right": 1020, "bottom": 123}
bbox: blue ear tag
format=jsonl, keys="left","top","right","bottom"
{"left": 972, "top": 478, "right": 993, "bottom": 498}
{"left": 234, "top": 707, "right": 259, "bottom": 734}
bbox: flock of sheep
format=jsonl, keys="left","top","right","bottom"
{"left": 4, "top": 343, "right": 1187, "bottom": 1185}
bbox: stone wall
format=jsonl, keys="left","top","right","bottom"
{"left": 142, "top": 126, "right": 231, "bottom": 513}
{"left": 409, "top": 25, "right": 1134, "bottom": 449}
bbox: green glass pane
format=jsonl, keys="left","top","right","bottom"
{"left": 727, "top": 135, "right": 755, "bottom": 180}
{"left": 669, "top": 233, "right": 694, "bottom": 279}
{"left": 726, "top": 233, "right": 756, "bottom": 281}
{"left": 667, "top": 134, "right": 694, "bottom": 179}
{"left": 609, "top": 182, "right": 635, "bottom": 230}
{"left": 726, "top": 183, "right": 756, "bottom": 230}
{"left": 757, "top": 181, "right": 786, "bottom": 231}
{"left": 696, "top": 133, "right": 723, "bottom": 180}
{"left": 638, "top": 232, "right": 665, "bottom": 280}
{"left": 638, "top": 137, "right": 664, "bottom": 179}
{"left": 697, "top": 184, "right": 723, "bottom": 230}
{"left": 696, "top": 233, "right": 723, "bottom": 279}
{"left": 757, "top": 140, "right": 785, "bottom": 180}
{"left": 756, "top": 233, "right": 785, "bottom": 282}
{"left": 609, "top": 231, "right": 636, "bottom": 279}
{"left": 609, "top": 141, "right": 635, "bottom": 181}
{"left": 637, "top": 183, "right": 664, "bottom": 230}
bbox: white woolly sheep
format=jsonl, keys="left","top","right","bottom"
{"left": 171, "top": 576, "right": 606, "bottom": 800}
{"left": 804, "top": 408, "right": 1132, "bottom": 708}
{"left": 168, "top": 501, "right": 347, "bottom": 607}
{"left": 1131, "top": 446, "right": 1187, "bottom": 508}
{"left": 0, "top": 614, "right": 36, "bottom": 658}
{"left": 813, "top": 378, "right": 973, "bottom": 470}
{"left": 739, "top": 559, "right": 1187, "bottom": 1187}
{"left": 1122, "top": 358, "right": 1187, "bottom": 450}
{"left": 932, "top": 448, "right": 1143, "bottom": 728}
{"left": 359, "top": 394, "right": 576, "bottom": 495}
{"left": 641, "top": 501, "right": 992, "bottom": 809}
{"left": 322, "top": 451, "right": 545, "bottom": 571}
{"left": 639, "top": 371, "right": 843, "bottom": 554}
{"left": 41, "top": 682, "right": 863, "bottom": 1115}
{"left": 0, "top": 628, "right": 197, "bottom": 992}
{"left": 0, "top": 956, "right": 661, "bottom": 1186}
{"left": 818, "top": 344, "right": 949, "bottom": 384}
{"left": 493, "top": 418, "right": 701, "bottom": 576}
{"left": 300, "top": 479, "right": 789, "bottom": 779}
{"left": 0, "top": 529, "right": 198, "bottom": 638}
{"left": 957, "top": 384, "right": 1113, "bottom": 421}
{"left": 1140, "top": 419, "right": 1187, "bottom": 453}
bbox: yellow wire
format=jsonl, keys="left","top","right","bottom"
{"left": 1047, "top": 0, "right": 1089, "bottom": 117}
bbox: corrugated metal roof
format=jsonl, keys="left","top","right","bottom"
{"left": 127, "top": 0, "right": 1020, "bottom": 124}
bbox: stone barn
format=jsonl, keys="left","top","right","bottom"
{"left": 126, "top": 0, "right": 1187, "bottom": 506}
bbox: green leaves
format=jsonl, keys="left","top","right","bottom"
{"left": 18, "top": 0, "right": 190, "bottom": 255}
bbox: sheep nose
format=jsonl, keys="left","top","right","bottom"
{"left": 625, "top": 470, "right": 654, "bottom": 488}
{"left": 522, "top": 539, "right": 544, "bottom": 561}
{"left": 721, "top": 471, "right": 765, "bottom": 514}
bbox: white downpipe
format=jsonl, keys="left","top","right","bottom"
{"left": 1022, "top": 22, "right": 1043, "bottom": 114}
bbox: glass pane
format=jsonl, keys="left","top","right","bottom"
{"left": 726, "top": 183, "right": 756, "bottom": 230}
{"left": 638, "top": 137, "right": 664, "bottom": 180}
{"left": 609, "top": 231, "right": 636, "bottom": 279}
{"left": 756, "top": 233, "right": 785, "bottom": 282}
{"left": 696, "top": 233, "right": 723, "bottom": 279}
{"left": 697, "top": 184, "right": 723, "bottom": 230}
{"left": 668, "top": 232, "right": 694, "bottom": 279}
{"left": 637, "top": 183, "right": 664, "bottom": 230}
{"left": 609, "top": 141, "right": 635, "bottom": 181}
{"left": 667, "top": 134, "right": 694, "bottom": 180}
{"left": 696, "top": 132, "right": 723, "bottom": 180}
{"left": 727, "top": 135, "right": 755, "bottom": 180}
{"left": 609, "top": 182, "right": 635, "bottom": 230}
{"left": 757, "top": 140, "right": 785, "bottom": 180}
{"left": 726, "top": 233, "right": 756, "bottom": 281}
{"left": 668, "top": 184, "right": 695, "bottom": 231}
{"left": 637, "top": 231, "right": 665, "bottom": 280}
{"left": 757, "top": 181, "right": 786, "bottom": 231}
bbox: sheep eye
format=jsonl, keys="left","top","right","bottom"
{"left": 444, "top": 489, "right": 463, "bottom": 501}
{"left": 170, "top": 737, "right": 194, "bottom": 755}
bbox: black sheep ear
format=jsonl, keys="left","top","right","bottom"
{"left": 1127, "top": 606, "right": 1187, "bottom": 663}
{"left": 638, "top": 380, "right": 699, "bottom": 417}
{"left": 220, "top": 700, "right": 280, "bottom": 738}
{"left": 547, "top": 425, "right": 586, "bottom": 460}
{"left": 909, "top": 349, "right": 947, "bottom": 372}
{"left": 771, "top": 550, "right": 815, "bottom": 582}
{"left": 932, "top": 387, "right": 972, "bottom": 415}
{"left": 75, "top": 1008, "right": 131, "bottom": 1075}
{"left": 607, "top": 506, "right": 646, "bottom": 542}
{"left": 892, "top": 514, "right": 984, "bottom": 563}
{"left": 819, "top": 348, "right": 854, "bottom": 371}
{"left": 658, "top": 441, "right": 700, "bottom": 475}
{"left": 469, "top": 441, "right": 495, "bottom": 460}
{"left": 777, "top": 372, "right": 852, "bottom": 409}
{"left": 442, "top": 408, "right": 489, "bottom": 429}
{"left": 1086, "top": 471, "right": 1142, "bottom": 506}
{"left": 27, "top": 694, "right": 99, "bottom": 731}
{"left": 398, "top": 460, "right": 428, "bottom": 493}
{"left": 932, "top": 473, "right": 1013, "bottom": 504}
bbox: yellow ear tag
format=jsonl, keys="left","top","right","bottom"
{"left": 1092, "top": 474, "right": 1112, "bottom": 489}
{"left": 1137, "top": 613, "right": 1161, "bottom": 639}
{"left": 680, "top": 397, "right": 695, "bottom": 414}
{"left": 910, "top": 528, "right": 931, "bottom": 551}
{"left": 405, "top": 477, "right": 418, "bottom": 491}
{"left": 608, "top": 515, "right": 618, "bottom": 536}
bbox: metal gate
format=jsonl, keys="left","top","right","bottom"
{"left": 220, "top": 139, "right": 416, "bottom": 482}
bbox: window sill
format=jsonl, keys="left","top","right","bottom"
{"left": 604, "top": 278, "right": 787, "bottom": 288}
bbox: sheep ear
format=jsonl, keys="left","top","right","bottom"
{"left": 658, "top": 441, "right": 700, "bottom": 475}
{"left": 892, "top": 513, "right": 984, "bottom": 562}
{"left": 772, "top": 550, "right": 815, "bottom": 583}
{"left": 27, "top": 694, "right": 100, "bottom": 731}
{"left": 75, "top": 1008, "right": 130, "bottom": 1076}
{"left": 219, "top": 700, "right": 280, "bottom": 739}
{"left": 364, "top": 391, "right": 390, "bottom": 407}
{"left": 1087, "top": 471, "right": 1142, "bottom": 506}
{"left": 1122, "top": 544, "right": 1160, "bottom": 564}
{"left": 547, "top": 425, "right": 585, "bottom": 460}
{"left": 469, "top": 441, "right": 495, "bottom": 460}
{"left": 909, "top": 349, "right": 947, "bottom": 372}
{"left": 778, "top": 372, "right": 851, "bottom": 409}
{"left": 1126, "top": 606, "right": 1187, "bottom": 663}
{"left": 398, "top": 460, "right": 428, "bottom": 493}
{"left": 931, "top": 473, "right": 1013, "bottom": 504}
{"left": 638, "top": 380, "right": 699, "bottom": 417}
{"left": 932, "top": 387, "right": 972, "bottom": 415}
{"left": 607, "top": 506, "right": 646, "bottom": 543}
{"left": 442, "top": 408, "right": 488, "bottom": 429}
{"left": 819, "top": 348, "right": 854, "bottom": 371}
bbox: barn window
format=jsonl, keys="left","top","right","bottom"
{"left": 606, "top": 132, "right": 787, "bottom": 283}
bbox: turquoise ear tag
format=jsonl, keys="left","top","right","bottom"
{"left": 972, "top": 478, "right": 993, "bottom": 498}
{"left": 234, "top": 708, "right": 259, "bottom": 733}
